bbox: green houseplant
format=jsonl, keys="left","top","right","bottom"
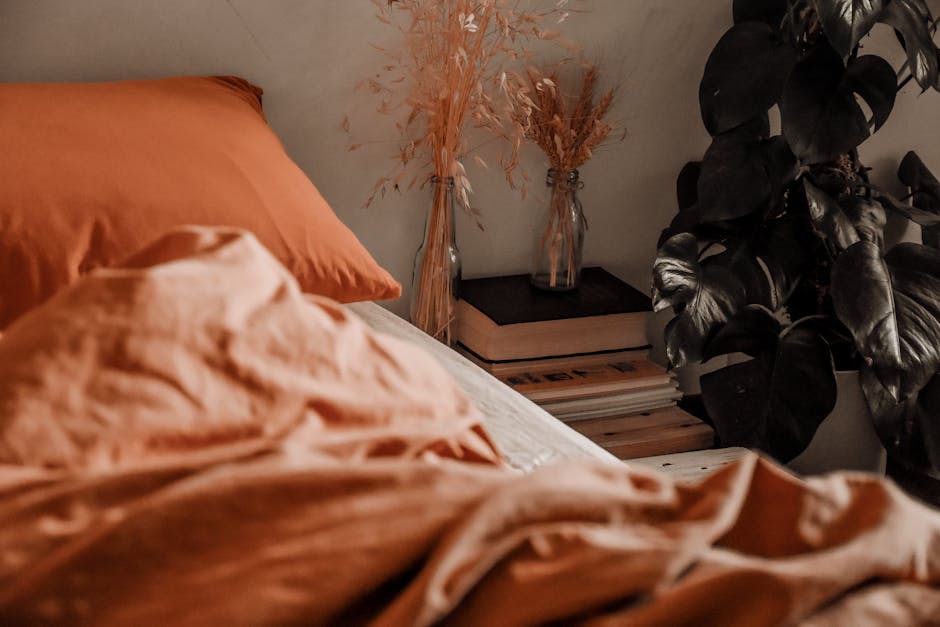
{"left": 652, "top": 0, "right": 940, "bottom": 478}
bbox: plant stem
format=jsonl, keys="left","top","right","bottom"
{"left": 412, "top": 182, "right": 456, "bottom": 343}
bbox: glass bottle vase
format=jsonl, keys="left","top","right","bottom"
{"left": 410, "top": 176, "right": 462, "bottom": 345}
{"left": 531, "top": 168, "right": 585, "bottom": 291}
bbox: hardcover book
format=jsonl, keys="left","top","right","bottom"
{"left": 566, "top": 407, "right": 715, "bottom": 459}
{"left": 457, "top": 346, "right": 651, "bottom": 376}
{"left": 541, "top": 387, "right": 684, "bottom": 421}
{"left": 496, "top": 359, "right": 672, "bottom": 403}
{"left": 456, "top": 267, "right": 652, "bottom": 361}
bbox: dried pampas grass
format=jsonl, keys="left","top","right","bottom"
{"left": 361, "top": 0, "right": 580, "bottom": 343}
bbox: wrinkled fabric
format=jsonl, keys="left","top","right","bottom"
{"left": 1, "top": 227, "right": 939, "bottom": 626}
{"left": 2, "top": 452, "right": 939, "bottom": 626}
{"left": 0, "top": 226, "right": 495, "bottom": 471}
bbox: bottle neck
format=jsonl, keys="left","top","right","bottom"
{"left": 546, "top": 169, "right": 582, "bottom": 191}
{"left": 430, "top": 176, "right": 457, "bottom": 243}
{"left": 431, "top": 176, "right": 456, "bottom": 191}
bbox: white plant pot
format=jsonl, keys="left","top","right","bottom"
{"left": 673, "top": 356, "right": 730, "bottom": 396}
{"left": 788, "top": 370, "right": 887, "bottom": 476}
{"left": 645, "top": 310, "right": 735, "bottom": 395}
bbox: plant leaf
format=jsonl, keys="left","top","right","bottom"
{"left": 924, "top": 224, "right": 940, "bottom": 249}
{"left": 703, "top": 304, "right": 781, "bottom": 361}
{"left": 728, "top": 215, "right": 810, "bottom": 309}
{"left": 844, "top": 196, "right": 887, "bottom": 247}
{"left": 761, "top": 135, "right": 801, "bottom": 202}
{"left": 804, "top": 179, "right": 887, "bottom": 248}
{"left": 696, "top": 124, "right": 797, "bottom": 223}
{"left": 831, "top": 241, "right": 940, "bottom": 400}
{"left": 812, "top": 0, "right": 885, "bottom": 59}
{"left": 653, "top": 234, "right": 747, "bottom": 366}
{"left": 700, "top": 23, "right": 799, "bottom": 136}
{"left": 885, "top": 246, "right": 940, "bottom": 391}
{"left": 780, "top": 45, "right": 897, "bottom": 162}
{"left": 898, "top": 151, "right": 940, "bottom": 223}
{"left": 733, "top": 0, "right": 789, "bottom": 26}
{"left": 676, "top": 161, "right": 701, "bottom": 210}
{"left": 874, "top": 189, "right": 940, "bottom": 226}
{"left": 652, "top": 233, "right": 699, "bottom": 313}
{"left": 861, "top": 368, "right": 940, "bottom": 479}
{"left": 697, "top": 131, "right": 772, "bottom": 222}
{"left": 657, "top": 204, "right": 704, "bottom": 249}
{"left": 701, "top": 247, "right": 774, "bottom": 309}
{"left": 701, "top": 321, "right": 837, "bottom": 462}
{"left": 831, "top": 241, "right": 902, "bottom": 397}
{"left": 804, "top": 178, "right": 861, "bottom": 249}
{"left": 845, "top": 55, "right": 897, "bottom": 132}
{"left": 879, "top": 0, "right": 939, "bottom": 90}
{"left": 656, "top": 160, "right": 705, "bottom": 248}
{"left": 659, "top": 160, "right": 751, "bottom": 246}
{"left": 672, "top": 214, "right": 809, "bottom": 313}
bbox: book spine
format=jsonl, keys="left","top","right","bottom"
{"left": 497, "top": 361, "right": 667, "bottom": 393}
{"left": 458, "top": 343, "right": 651, "bottom": 368}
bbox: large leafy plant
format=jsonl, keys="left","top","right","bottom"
{"left": 653, "top": 0, "right": 940, "bottom": 477}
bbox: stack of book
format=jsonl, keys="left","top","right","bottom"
{"left": 456, "top": 267, "right": 714, "bottom": 459}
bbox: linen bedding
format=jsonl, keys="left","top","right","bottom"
{"left": 1, "top": 226, "right": 939, "bottom": 626}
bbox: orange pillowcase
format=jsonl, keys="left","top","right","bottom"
{"left": 0, "top": 76, "right": 400, "bottom": 328}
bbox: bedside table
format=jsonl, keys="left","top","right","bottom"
{"left": 629, "top": 447, "right": 749, "bottom": 482}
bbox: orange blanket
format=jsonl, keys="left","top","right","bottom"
{"left": 1, "top": 227, "right": 939, "bottom": 625}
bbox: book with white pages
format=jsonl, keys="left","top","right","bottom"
{"left": 541, "top": 387, "right": 684, "bottom": 422}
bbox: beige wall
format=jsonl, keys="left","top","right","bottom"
{"left": 2, "top": 0, "right": 939, "bottom": 319}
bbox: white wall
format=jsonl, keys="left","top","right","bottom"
{"left": 2, "top": 0, "right": 939, "bottom": 319}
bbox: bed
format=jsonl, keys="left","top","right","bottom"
{"left": 347, "top": 301, "right": 750, "bottom": 481}
{"left": 1, "top": 76, "right": 940, "bottom": 626}
{"left": 345, "top": 301, "right": 619, "bottom": 471}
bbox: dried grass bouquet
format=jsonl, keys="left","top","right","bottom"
{"left": 524, "top": 64, "right": 615, "bottom": 172}
{"left": 362, "top": 0, "right": 579, "bottom": 343}
{"left": 522, "top": 64, "right": 617, "bottom": 288}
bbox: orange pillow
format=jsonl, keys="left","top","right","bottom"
{"left": 0, "top": 76, "right": 400, "bottom": 328}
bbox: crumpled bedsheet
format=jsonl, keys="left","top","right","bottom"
{"left": 0, "top": 226, "right": 938, "bottom": 626}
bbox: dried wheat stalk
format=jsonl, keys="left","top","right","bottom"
{"left": 522, "top": 64, "right": 616, "bottom": 287}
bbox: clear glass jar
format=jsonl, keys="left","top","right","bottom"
{"left": 531, "top": 169, "right": 585, "bottom": 291}
{"left": 410, "top": 176, "right": 462, "bottom": 345}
